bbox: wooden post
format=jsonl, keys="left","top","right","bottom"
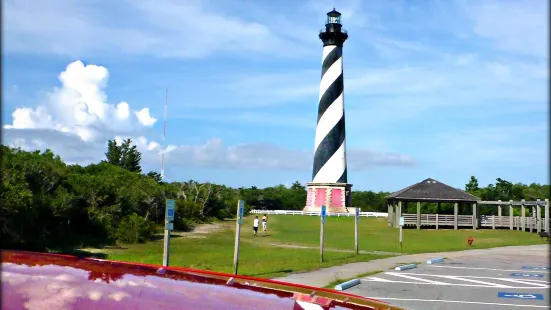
{"left": 498, "top": 200, "right": 502, "bottom": 228}
{"left": 320, "top": 205, "right": 326, "bottom": 263}
{"left": 397, "top": 201, "right": 402, "bottom": 228}
{"left": 509, "top": 200, "right": 514, "bottom": 230}
{"left": 472, "top": 203, "right": 477, "bottom": 230}
{"left": 233, "top": 200, "right": 244, "bottom": 275}
{"left": 492, "top": 215, "right": 495, "bottom": 229}
{"left": 436, "top": 213, "right": 439, "bottom": 230}
{"left": 162, "top": 227, "right": 170, "bottom": 267}
{"left": 163, "top": 199, "right": 176, "bottom": 267}
{"left": 531, "top": 206, "right": 535, "bottom": 233}
{"left": 395, "top": 202, "right": 399, "bottom": 227}
{"left": 536, "top": 199, "right": 541, "bottom": 233}
{"left": 355, "top": 208, "right": 360, "bottom": 255}
{"left": 388, "top": 204, "right": 393, "bottom": 227}
{"left": 521, "top": 199, "right": 525, "bottom": 231}
{"left": 399, "top": 216, "right": 403, "bottom": 251}
{"left": 545, "top": 199, "right": 549, "bottom": 233}
{"left": 416, "top": 201, "right": 421, "bottom": 230}
{"left": 454, "top": 202, "right": 458, "bottom": 230}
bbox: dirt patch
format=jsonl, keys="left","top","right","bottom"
{"left": 172, "top": 222, "right": 231, "bottom": 238}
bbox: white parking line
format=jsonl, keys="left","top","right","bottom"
{"left": 362, "top": 277, "right": 543, "bottom": 289}
{"left": 363, "top": 272, "right": 550, "bottom": 289}
{"left": 383, "top": 273, "right": 449, "bottom": 285}
{"left": 498, "top": 278, "right": 550, "bottom": 288}
{"left": 394, "top": 272, "right": 551, "bottom": 283}
{"left": 429, "top": 265, "right": 551, "bottom": 273}
{"left": 360, "top": 297, "right": 549, "bottom": 308}
{"left": 439, "top": 275, "right": 510, "bottom": 288}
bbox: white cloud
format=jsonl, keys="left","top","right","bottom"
{"left": 215, "top": 53, "right": 546, "bottom": 114}
{"left": 4, "top": 60, "right": 156, "bottom": 142}
{"left": 459, "top": 0, "right": 548, "bottom": 58}
{"left": 3, "top": 0, "right": 314, "bottom": 60}
{"left": 3, "top": 128, "right": 415, "bottom": 174}
{"left": 162, "top": 138, "right": 414, "bottom": 171}
{"left": 1, "top": 60, "right": 415, "bottom": 174}
{"left": 135, "top": 108, "right": 157, "bottom": 127}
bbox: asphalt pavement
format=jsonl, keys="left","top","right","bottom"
{"left": 345, "top": 247, "right": 550, "bottom": 310}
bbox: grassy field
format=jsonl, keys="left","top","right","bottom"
{"left": 91, "top": 215, "right": 546, "bottom": 279}
{"left": 252, "top": 214, "right": 546, "bottom": 253}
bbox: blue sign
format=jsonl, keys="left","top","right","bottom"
{"left": 237, "top": 200, "right": 245, "bottom": 225}
{"left": 167, "top": 208, "right": 174, "bottom": 218}
{"left": 498, "top": 292, "right": 543, "bottom": 300}
{"left": 355, "top": 208, "right": 360, "bottom": 222}
{"left": 166, "top": 199, "right": 175, "bottom": 221}
{"left": 321, "top": 205, "right": 326, "bottom": 223}
{"left": 238, "top": 201, "right": 244, "bottom": 217}
{"left": 510, "top": 273, "right": 544, "bottom": 278}
{"left": 523, "top": 266, "right": 550, "bottom": 270}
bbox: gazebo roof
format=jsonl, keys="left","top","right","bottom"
{"left": 386, "top": 178, "right": 480, "bottom": 202}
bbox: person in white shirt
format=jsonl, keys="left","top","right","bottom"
{"left": 253, "top": 216, "right": 259, "bottom": 236}
{"left": 262, "top": 214, "right": 268, "bottom": 232}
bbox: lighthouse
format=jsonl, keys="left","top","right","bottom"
{"left": 304, "top": 8, "right": 352, "bottom": 213}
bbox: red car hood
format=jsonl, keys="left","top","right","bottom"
{"left": 1, "top": 250, "right": 403, "bottom": 310}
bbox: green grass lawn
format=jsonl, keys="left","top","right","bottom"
{"left": 103, "top": 227, "right": 387, "bottom": 279}
{"left": 255, "top": 214, "right": 546, "bottom": 253}
{"left": 96, "top": 215, "right": 546, "bottom": 279}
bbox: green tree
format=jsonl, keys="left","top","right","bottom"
{"left": 120, "top": 139, "right": 142, "bottom": 173}
{"left": 105, "top": 140, "right": 122, "bottom": 165}
{"left": 104, "top": 138, "right": 142, "bottom": 173}
{"left": 465, "top": 176, "right": 479, "bottom": 193}
{"left": 147, "top": 171, "right": 163, "bottom": 183}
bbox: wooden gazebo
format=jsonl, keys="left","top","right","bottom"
{"left": 386, "top": 178, "right": 481, "bottom": 230}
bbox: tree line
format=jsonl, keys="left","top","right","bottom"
{"left": 1, "top": 140, "right": 549, "bottom": 251}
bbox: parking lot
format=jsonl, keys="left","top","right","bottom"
{"left": 345, "top": 250, "right": 550, "bottom": 310}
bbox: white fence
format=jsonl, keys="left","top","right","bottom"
{"left": 249, "top": 209, "right": 388, "bottom": 218}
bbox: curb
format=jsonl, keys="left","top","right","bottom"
{"left": 426, "top": 258, "right": 445, "bottom": 265}
{"left": 334, "top": 278, "right": 361, "bottom": 291}
{"left": 394, "top": 263, "right": 417, "bottom": 271}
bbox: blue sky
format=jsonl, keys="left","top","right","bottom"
{"left": 2, "top": 0, "right": 548, "bottom": 192}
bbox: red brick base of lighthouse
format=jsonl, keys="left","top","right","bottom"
{"left": 303, "top": 183, "right": 352, "bottom": 213}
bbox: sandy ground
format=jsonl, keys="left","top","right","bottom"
{"left": 172, "top": 222, "right": 229, "bottom": 239}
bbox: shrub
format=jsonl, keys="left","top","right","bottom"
{"left": 116, "top": 213, "right": 157, "bottom": 243}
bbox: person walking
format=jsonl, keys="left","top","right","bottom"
{"left": 262, "top": 214, "right": 268, "bottom": 232}
{"left": 253, "top": 216, "right": 259, "bottom": 236}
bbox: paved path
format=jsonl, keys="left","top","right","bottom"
{"left": 273, "top": 245, "right": 550, "bottom": 288}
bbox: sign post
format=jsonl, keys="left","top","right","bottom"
{"left": 399, "top": 216, "right": 404, "bottom": 251}
{"left": 355, "top": 208, "right": 360, "bottom": 255}
{"left": 233, "top": 200, "right": 245, "bottom": 275}
{"left": 320, "top": 205, "right": 326, "bottom": 263}
{"left": 163, "top": 199, "right": 175, "bottom": 266}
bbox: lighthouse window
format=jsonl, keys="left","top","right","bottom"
{"left": 328, "top": 16, "right": 340, "bottom": 24}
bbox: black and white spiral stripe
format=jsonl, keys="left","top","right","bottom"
{"left": 312, "top": 45, "right": 347, "bottom": 183}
